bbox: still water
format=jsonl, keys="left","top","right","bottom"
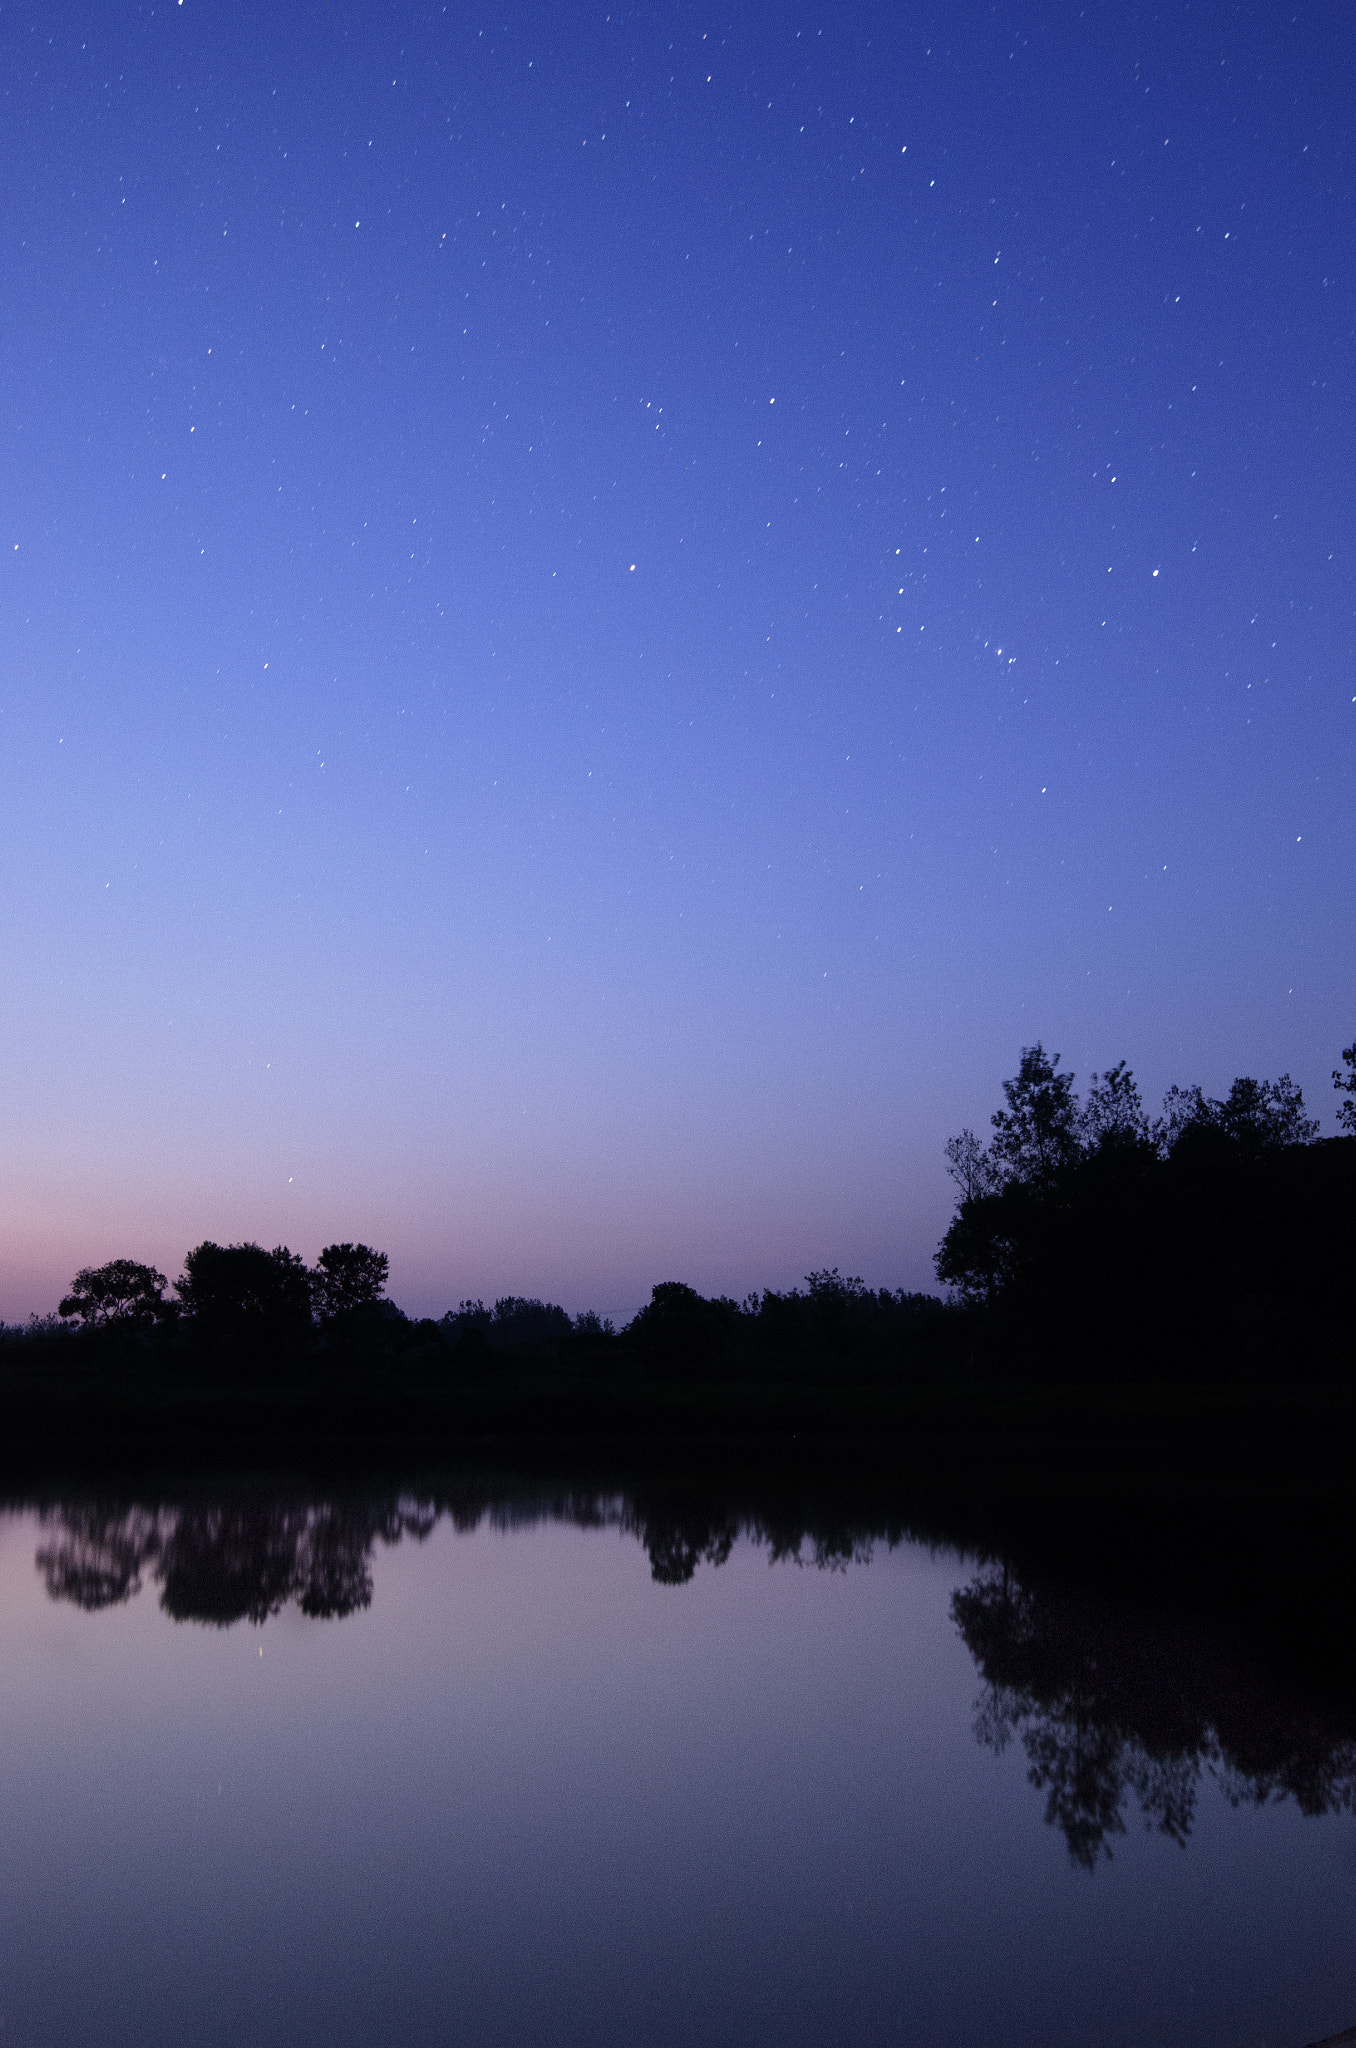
{"left": 0, "top": 1482, "right": 1351, "bottom": 2047}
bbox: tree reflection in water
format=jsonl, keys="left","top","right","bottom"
{"left": 952, "top": 1564, "right": 1356, "bottom": 1868}
{"left": 34, "top": 1488, "right": 883, "bottom": 1620}
{"left": 29, "top": 1485, "right": 1356, "bottom": 1867}
{"left": 36, "top": 1498, "right": 438, "bottom": 1625}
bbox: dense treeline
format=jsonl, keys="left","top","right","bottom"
{"left": 0, "top": 1038, "right": 1350, "bottom": 1448}
{"left": 936, "top": 1040, "right": 1355, "bottom": 1377}
{"left": 29, "top": 1243, "right": 958, "bottom": 1386}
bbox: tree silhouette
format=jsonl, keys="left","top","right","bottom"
{"left": 176, "top": 1241, "right": 314, "bottom": 1337}
{"left": 313, "top": 1242, "right": 389, "bottom": 1321}
{"left": 1078, "top": 1062, "right": 1151, "bottom": 1152}
{"left": 987, "top": 1043, "right": 1081, "bottom": 1189}
{"left": 1334, "top": 1042, "right": 1356, "bottom": 1136}
{"left": 34, "top": 1498, "right": 418, "bottom": 1625}
{"left": 1159, "top": 1074, "right": 1320, "bottom": 1156}
{"left": 58, "top": 1259, "right": 169, "bottom": 1328}
{"left": 935, "top": 1046, "right": 1328, "bottom": 1336}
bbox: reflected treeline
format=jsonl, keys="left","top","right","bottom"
{"left": 32, "top": 1481, "right": 895, "bottom": 1621}
{"left": 36, "top": 1497, "right": 440, "bottom": 1624}
{"left": 26, "top": 1473, "right": 1356, "bottom": 1866}
{"left": 952, "top": 1564, "right": 1356, "bottom": 1868}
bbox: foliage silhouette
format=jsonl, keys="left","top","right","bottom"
{"left": 438, "top": 1295, "right": 574, "bottom": 1353}
{"left": 488, "top": 1296, "right": 574, "bottom": 1350}
{"left": 936, "top": 1043, "right": 1351, "bottom": 1377}
{"left": 312, "top": 1243, "right": 389, "bottom": 1322}
{"left": 626, "top": 1281, "right": 747, "bottom": 1376}
{"left": 1335, "top": 1042, "right": 1356, "bottom": 1136}
{"left": 59, "top": 1260, "right": 169, "bottom": 1328}
{"left": 1158, "top": 1073, "right": 1320, "bottom": 1156}
{"left": 176, "top": 1241, "right": 314, "bottom": 1340}
{"left": 988, "top": 1043, "right": 1081, "bottom": 1189}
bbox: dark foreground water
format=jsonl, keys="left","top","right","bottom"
{"left": 0, "top": 1478, "right": 1352, "bottom": 2048}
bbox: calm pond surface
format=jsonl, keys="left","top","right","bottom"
{"left": 0, "top": 1479, "right": 1352, "bottom": 2048}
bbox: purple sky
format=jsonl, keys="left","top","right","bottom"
{"left": 2, "top": 1, "right": 1352, "bottom": 1322}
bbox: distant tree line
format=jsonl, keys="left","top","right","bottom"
{"left": 58, "top": 1240, "right": 392, "bottom": 1336}
{"left": 23, "top": 1036, "right": 1354, "bottom": 1397}
{"left": 48, "top": 1243, "right": 953, "bottom": 1381}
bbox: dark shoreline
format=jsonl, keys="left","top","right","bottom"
{"left": 2, "top": 1375, "right": 1352, "bottom": 1647}
{"left": 0, "top": 1365, "right": 1350, "bottom": 1477}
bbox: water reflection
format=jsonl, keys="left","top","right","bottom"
{"left": 952, "top": 1563, "right": 1356, "bottom": 1868}
{"left": 33, "top": 1484, "right": 890, "bottom": 1620}
{"left": 28, "top": 1479, "right": 1356, "bottom": 1868}
{"left": 37, "top": 1498, "right": 436, "bottom": 1623}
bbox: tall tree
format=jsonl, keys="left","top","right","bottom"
{"left": 987, "top": 1044, "right": 1080, "bottom": 1189}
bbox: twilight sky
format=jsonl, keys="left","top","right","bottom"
{"left": 1, "top": 0, "right": 1351, "bottom": 1321}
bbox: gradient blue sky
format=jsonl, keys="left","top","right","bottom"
{"left": 2, "top": 0, "right": 1351, "bottom": 1321}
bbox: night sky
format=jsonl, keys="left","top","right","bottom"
{"left": 2, "top": 1, "right": 1351, "bottom": 1321}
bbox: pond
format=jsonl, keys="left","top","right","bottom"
{"left": 0, "top": 1477, "right": 1351, "bottom": 2047}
